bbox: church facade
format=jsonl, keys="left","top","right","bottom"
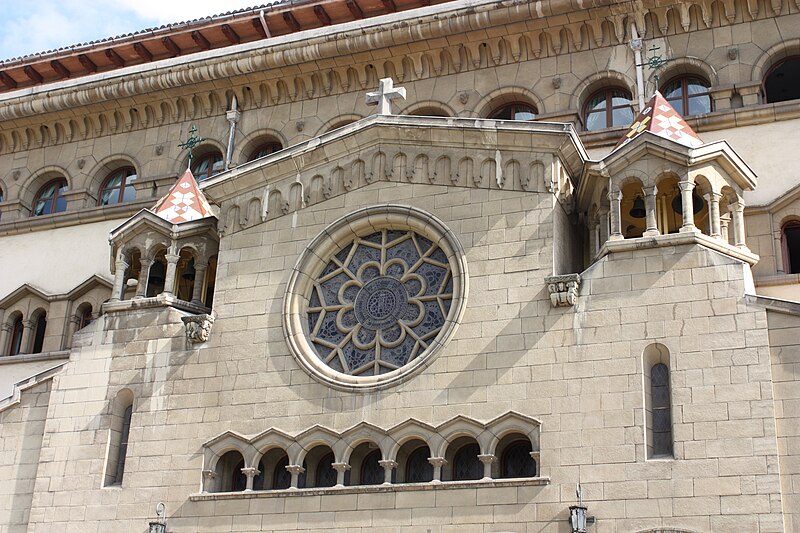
{"left": 1, "top": 0, "right": 800, "bottom": 531}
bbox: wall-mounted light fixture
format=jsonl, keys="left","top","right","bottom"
{"left": 569, "top": 484, "right": 594, "bottom": 533}
{"left": 149, "top": 502, "right": 167, "bottom": 533}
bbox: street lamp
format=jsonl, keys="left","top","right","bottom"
{"left": 148, "top": 502, "right": 167, "bottom": 533}
{"left": 569, "top": 484, "right": 589, "bottom": 533}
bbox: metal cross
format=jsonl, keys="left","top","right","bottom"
{"left": 178, "top": 125, "right": 204, "bottom": 169}
{"left": 365, "top": 78, "right": 407, "bottom": 115}
{"left": 636, "top": 44, "right": 672, "bottom": 86}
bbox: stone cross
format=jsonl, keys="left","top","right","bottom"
{"left": 365, "top": 78, "right": 406, "bottom": 115}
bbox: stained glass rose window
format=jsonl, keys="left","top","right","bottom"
{"left": 284, "top": 205, "right": 468, "bottom": 391}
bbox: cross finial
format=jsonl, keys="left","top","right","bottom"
{"left": 178, "top": 125, "right": 205, "bottom": 170}
{"left": 365, "top": 78, "right": 406, "bottom": 115}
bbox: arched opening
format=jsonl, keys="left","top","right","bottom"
{"left": 406, "top": 106, "right": 451, "bottom": 117}
{"left": 583, "top": 87, "right": 635, "bottom": 131}
{"left": 488, "top": 102, "right": 537, "bottom": 121}
{"left": 495, "top": 434, "right": 536, "bottom": 478}
{"left": 146, "top": 250, "right": 167, "bottom": 297}
{"left": 122, "top": 249, "right": 141, "bottom": 301}
{"left": 174, "top": 248, "right": 197, "bottom": 301}
{"left": 257, "top": 448, "right": 291, "bottom": 490}
{"left": 98, "top": 166, "right": 137, "bottom": 206}
{"left": 248, "top": 141, "right": 283, "bottom": 162}
{"left": 104, "top": 389, "right": 134, "bottom": 487}
{"left": 444, "top": 437, "right": 482, "bottom": 481}
{"left": 32, "top": 178, "right": 68, "bottom": 216}
{"left": 782, "top": 220, "right": 800, "bottom": 274}
{"left": 349, "top": 442, "right": 385, "bottom": 485}
{"left": 397, "top": 440, "right": 432, "bottom": 483}
{"left": 660, "top": 76, "right": 712, "bottom": 116}
{"left": 326, "top": 119, "right": 357, "bottom": 132}
{"left": 77, "top": 303, "right": 93, "bottom": 330}
{"left": 7, "top": 314, "right": 24, "bottom": 356}
{"left": 203, "top": 255, "right": 218, "bottom": 307}
{"left": 30, "top": 309, "right": 47, "bottom": 353}
{"left": 192, "top": 149, "right": 224, "bottom": 182}
{"left": 619, "top": 179, "right": 646, "bottom": 239}
{"left": 763, "top": 56, "right": 800, "bottom": 103}
{"left": 303, "top": 445, "right": 337, "bottom": 488}
{"left": 214, "top": 450, "right": 247, "bottom": 492}
{"left": 643, "top": 343, "right": 673, "bottom": 459}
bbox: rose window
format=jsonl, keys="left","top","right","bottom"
{"left": 307, "top": 229, "right": 453, "bottom": 376}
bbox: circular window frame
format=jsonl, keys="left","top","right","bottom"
{"left": 283, "top": 204, "right": 469, "bottom": 392}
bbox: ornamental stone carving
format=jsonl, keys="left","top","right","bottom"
{"left": 544, "top": 274, "right": 581, "bottom": 307}
{"left": 182, "top": 313, "right": 215, "bottom": 343}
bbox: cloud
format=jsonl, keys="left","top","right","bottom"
{"left": 0, "top": 0, "right": 259, "bottom": 61}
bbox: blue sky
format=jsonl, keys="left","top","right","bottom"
{"left": 0, "top": 1, "right": 262, "bottom": 61}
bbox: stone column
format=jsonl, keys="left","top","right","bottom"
{"left": 428, "top": 457, "right": 447, "bottom": 482}
{"left": 286, "top": 464, "right": 305, "bottom": 489}
{"left": 109, "top": 259, "right": 129, "bottom": 302}
{"left": 134, "top": 259, "right": 152, "bottom": 299}
{"left": 704, "top": 192, "right": 722, "bottom": 238}
{"left": 720, "top": 215, "right": 730, "bottom": 243}
{"left": 378, "top": 459, "right": 397, "bottom": 484}
{"left": 608, "top": 190, "right": 624, "bottom": 240}
{"left": 161, "top": 253, "right": 181, "bottom": 297}
{"left": 191, "top": 262, "right": 208, "bottom": 305}
{"left": 241, "top": 466, "right": 260, "bottom": 491}
{"left": 478, "top": 454, "right": 496, "bottom": 480}
{"left": 598, "top": 207, "right": 610, "bottom": 246}
{"left": 331, "top": 462, "right": 351, "bottom": 486}
{"left": 731, "top": 201, "right": 747, "bottom": 248}
{"left": 0, "top": 323, "right": 11, "bottom": 356}
{"left": 588, "top": 219, "right": 598, "bottom": 258}
{"left": 19, "top": 320, "right": 34, "bottom": 354}
{"left": 678, "top": 181, "right": 698, "bottom": 232}
{"left": 65, "top": 315, "right": 80, "bottom": 348}
{"left": 644, "top": 187, "right": 660, "bottom": 237}
{"left": 201, "top": 470, "right": 217, "bottom": 493}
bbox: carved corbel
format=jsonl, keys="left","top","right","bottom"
{"left": 544, "top": 273, "right": 581, "bottom": 307}
{"left": 182, "top": 313, "right": 215, "bottom": 343}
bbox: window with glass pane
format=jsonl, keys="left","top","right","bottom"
{"left": 764, "top": 57, "right": 800, "bottom": 103}
{"left": 250, "top": 142, "right": 282, "bottom": 161}
{"left": 405, "top": 446, "right": 433, "bottom": 483}
{"left": 584, "top": 88, "right": 634, "bottom": 131}
{"left": 315, "top": 452, "right": 337, "bottom": 487}
{"left": 31, "top": 313, "right": 46, "bottom": 353}
{"left": 9, "top": 317, "right": 24, "bottom": 355}
{"left": 272, "top": 456, "right": 292, "bottom": 489}
{"left": 784, "top": 222, "right": 800, "bottom": 274}
{"left": 232, "top": 460, "right": 247, "bottom": 491}
{"left": 192, "top": 152, "right": 224, "bottom": 181}
{"left": 452, "top": 443, "right": 482, "bottom": 481}
{"left": 661, "top": 77, "right": 711, "bottom": 116}
{"left": 501, "top": 440, "right": 536, "bottom": 478}
{"left": 490, "top": 103, "right": 537, "bottom": 121}
{"left": 651, "top": 362, "right": 672, "bottom": 456}
{"left": 99, "top": 167, "right": 137, "bottom": 206}
{"left": 360, "top": 450, "right": 384, "bottom": 485}
{"left": 113, "top": 405, "right": 133, "bottom": 484}
{"left": 32, "top": 179, "right": 68, "bottom": 216}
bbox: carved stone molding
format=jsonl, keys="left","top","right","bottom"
{"left": 544, "top": 273, "right": 581, "bottom": 307}
{"left": 182, "top": 313, "right": 215, "bottom": 344}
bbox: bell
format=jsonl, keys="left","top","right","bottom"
{"left": 671, "top": 192, "right": 703, "bottom": 215}
{"left": 629, "top": 195, "right": 646, "bottom": 218}
{"left": 182, "top": 259, "right": 196, "bottom": 281}
{"left": 147, "top": 262, "right": 166, "bottom": 286}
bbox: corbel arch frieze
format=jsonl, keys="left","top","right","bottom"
{"left": 340, "top": 422, "right": 391, "bottom": 463}
{"left": 484, "top": 412, "right": 542, "bottom": 456}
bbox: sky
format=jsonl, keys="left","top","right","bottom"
{"left": 0, "top": 0, "right": 266, "bottom": 61}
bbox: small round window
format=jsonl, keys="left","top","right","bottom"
{"left": 284, "top": 205, "right": 468, "bottom": 391}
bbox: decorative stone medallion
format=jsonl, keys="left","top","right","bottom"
{"left": 284, "top": 205, "right": 468, "bottom": 391}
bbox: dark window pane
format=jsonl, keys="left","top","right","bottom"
{"left": 490, "top": 103, "right": 537, "bottom": 121}
{"left": 272, "top": 456, "right": 291, "bottom": 489}
{"left": 787, "top": 225, "right": 800, "bottom": 274}
{"left": 360, "top": 450, "right": 384, "bottom": 485}
{"left": 653, "top": 408, "right": 672, "bottom": 431}
{"left": 315, "top": 452, "right": 337, "bottom": 487}
{"left": 652, "top": 431, "right": 672, "bottom": 456}
{"left": 114, "top": 405, "right": 133, "bottom": 484}
{"left": 405, "top": 446, "right": 433, "bottom": 483}
{"left": 453, "top": 443, "right": 482, "bottom": 481}
{"left": 501, "top": 441, "right": 536, "bottom": 478}
{"left": 651, "top": 363, "right": 669, "bottom": 386}
{"left": 765, "top": 57, "right": 800, "bottom": 103}
{"left": 652, "top": 384, "right": 670, "bottom": 406}
{"left": 32, "top": 314, "right": 46, "bottom": 353}
{"left": 232, "top": 460, "right": 247, "bottom": 491}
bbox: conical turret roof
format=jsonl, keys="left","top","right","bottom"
{"left": 615, "top": 91, "right": 704, "bottom": 150}
{"left": 153, "top": 169, "right": 214, "bottom": 223}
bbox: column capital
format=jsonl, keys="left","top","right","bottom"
{"left": 703, "top": 191, "right": 723, "bottom": 200}
{"left": 22, "top": 320, "right": 34, "bottom": 328}
{"left": 0, "top": 322, "right": 12, "bottom": 332}
{"left": 285, "top": 464, "right": 306, "bottom": 475}
{"left": 331, "top": 462, "right": 351, "bottom": 473}
{"left": 678, "top": 179, "right": 695, "bottom": 191}
{"left": 202, "top": 469, "right": 217, "bottom": 480}
{"left": 730, "top": 200, "right": 745, "bottom": 213}
{"left": 477, "top": 454, "right": 497, "bottom": 465}
{"left": 427, "top": 457, "right": 447, "bottom": 467}
{"left": 69, "top": 314, "right": 82, "bottom": 325}
{"left": 241, "top": 467, "right": 260, "bottom": 477}
{"left": 165, "top": 253, "right": 181, "bottom": 263}
{"left": 114, "top": 259, "right": 129, "bottom": 269}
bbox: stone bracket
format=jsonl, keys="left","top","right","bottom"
{"left": 544, "top": 273, "right": 581, "bottom": 307}
{"left": 182, "top": 313, "right": 215, "bottom": 344}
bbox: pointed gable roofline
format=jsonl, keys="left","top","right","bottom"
{"left": 614, "top": 91, "right": 704, "bottom": 151}
{"left": 153, "top": 169, "right": 214, "bottom": 224}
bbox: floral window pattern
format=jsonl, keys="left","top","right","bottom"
{"left": 307, "top": 229, "right": 453, "bottom": 377}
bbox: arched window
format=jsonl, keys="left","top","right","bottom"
{"left": 78, "top": 305, "right": 93, "bottom": 330}
{"left": 31, "top": 312, "right": 47, "bottom": 353}
{"left": 404, "top": 445, "right": 433, "bottom": 483}
{"left": 8, "top": 316, "right": 24, "bottom": 356}
{"left": 114, "top": 405, "right": 133, "bottom": 484}
{"left": 359, "top": 450, "right": 384, "bottom": 485}
{"left": 192, "top": 152, "right": 224, "bottom": 182}
{"left": 584, "top": 88, "right": 635, "bottom": 131}
{"left": 0, "top": 186, "right": 4, "bottom": 202}
{"left": 104, "top": 390, "right": 134, "bottom": 487}
{"left": 500, "top": 440, "right": 536, "bottom": 478}
{"left": 650, "top": 362, "right": 672, "bottom": 457}
{"left": 452, "top": 442, "right": 482, "bottom": 481}
{"left": 32, "top": 178, "right": 68, "bottom": 216}
{"left": 660, "top": 76, "right": 712, "bottom": 116}
{"left": 99, "top": 167, "right": 137, "bottom": 206}
{"left": 783, "top": 221, "right": 800, "bottom": 274}
{"left": 315, "top": 451, "right": 337, "bottom": 488}
{"left": 763, "top": 57, "right": 800, "bottom": 103}
{"left": 489, "top": 103, "right": 537, "bottom": 121}
{"left": 272, "top": 455, "right": 291, "bottom": 489}
{"left": 249, "top": 142, "right": 282, "bottom": 161}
